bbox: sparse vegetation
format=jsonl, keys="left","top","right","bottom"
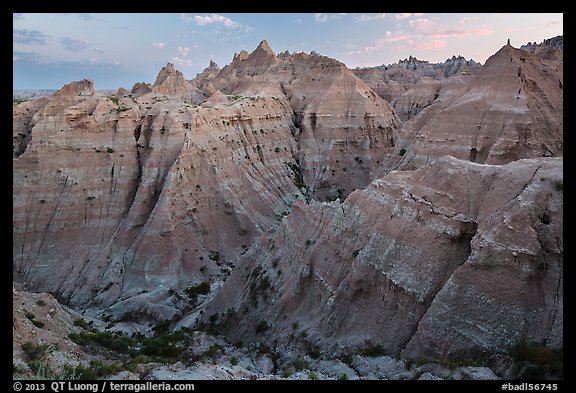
{"left": 360, "top": 342, "right": 386, "bottom": 357}
{"left": 308, "top": 371, "right": 319, "bottom": 380}
{"left": 509, "top": 341, "right": 563, "bottom": 380}
{"left": 184, "top": 281, "right": 211, "bottom": 304}
{"left": 35, "top": 299, "right": 46, "bottom": 307}
{"left": 399, "top": 148, "right": 407, "bottom": 156}
{"left": 255, "top": 320, "right": 270, "bottom": 334}
{"left": 106, "top": 147, "right": 114, "bottom": 153}
{"left": 74, "top": 318, "right": 91, "bottom": 330}
{"left": 21, "top": 342, "right": 55, "bottom": 362}
{"left": 338, "top": 373, "right": 349, "bottom": 380}
{"left": 209, "top": 251, "right": 221, "bottom": 262}
{"left": 554, "top": 180, "right": 563, "bottom": 191}
{"left": 230, "top": 356, "right": 239, "bottom": 366}
{"left": 23, "top": 310, "right": 45, "bottom": 329}
{"left": 292, "top": 357, "right": 306, "bottom": 371}
{"left": 286, "top": 161, "right": 305, "bottom": 189}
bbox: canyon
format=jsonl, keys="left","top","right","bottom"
{"left": 13, "top": 36, "right": 562, "bottom": 380}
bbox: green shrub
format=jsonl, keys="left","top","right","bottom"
{"left": 308, "top": 371, "right": 319, "bottom": 380}
{"left": 230, "top": 356, "right": 239, "bottom": 366}
{"left": 338, "top": 373, "right": 348, "bottom": 380}
{"left": 360, "top": 343, "right": 386, "bottom": 357}
{"left": 21, "top": 342, "right": 54, "bottom": 361}
{"left": 184, "top": 281, "right": 211, "bottom": 304}
{"left": 509, "top": 342, "right": 563, "bottom": 379}
{"left": 32, "top": 320, "right": 45, "bottom": 329}
{"left": 255, "top": 320, "right": 270, "bottom": 334}
{"left": 106, "top": 147, "right": 114, "bottom": 153}
{"left": 292, "top": 358, "right": 306, "bottom": 371}
{"left": 74, "top": 318, "right": 90, "bottom": 330}
{"left": 36, "top": 299, "right": 46, "bottom": 307}
{"left": 399, "top": 148, "right": 407, "bottom": 156}
{"left": 554, "top": 180, "right": 563, "bottom": 191}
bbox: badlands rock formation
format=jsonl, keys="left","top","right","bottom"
{"left": 354, "top": 55, "right": 481, "bottom": 121}
{"left": 13, "top": 40, "right": 399, "bottom": 318}
{"left": 204, "top": 156, "right": 562, "bottom": 360}
{"left": 381, "top": 42, "right": 562, "bottom": 171}
{"left": 13, "top": 38, "right": 563, "bottom": 375}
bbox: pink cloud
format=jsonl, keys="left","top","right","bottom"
{"left": 416, "top": 39, "right": 447, "bottom": 51}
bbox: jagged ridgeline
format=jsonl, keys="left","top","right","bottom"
{"left": 13, "top": 37, "right": 562, "bottom": 380}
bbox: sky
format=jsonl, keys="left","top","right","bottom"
{"left": 13, "top": 13, "right": 563, "bottom": 90}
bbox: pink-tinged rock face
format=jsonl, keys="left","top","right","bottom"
{"left": 13, "top": 43, "right": 401, "bottom": 316}
{"left": 204, "top": 156, "right": 562, "bottom": 360}
{"left": 383, "top": 45, "right": 563, "bottom": 171}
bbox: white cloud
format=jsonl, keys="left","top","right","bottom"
{"left": 178, "top": 47, "right": 190, "bottom": 57}
{"left": 314, "top": 13, "right": 345, "bottom": 23}
{"left": 152, "top": 42, "right": 166, "bottom": 49}
{"left": 60, "top": 37, "right": 92, "bottom": 52}
{"left": 394, "top": 13, "right": 425, "bottom": 21}
{"left": 357, "top": 13, "right": 387, "bottom": 22}
{"left": 193, "top": 14, "right": 240, "bottom": 28}
{"left": 171, "top": 57, "right": 193, "bottom": 68}
{"left": 94, "top": 47, "right": 104, "bottom": 54}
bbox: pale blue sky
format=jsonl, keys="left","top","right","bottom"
{"left": 13, "top": 13, "right": 563, "bottom": 90}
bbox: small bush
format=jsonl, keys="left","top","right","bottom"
{"left": 35, "top": 299, "right": 47, "bottom": 307}
{"left": 255, "top": 320, "right": 270, "bottom": 334}
{"left": 21, "top": 342, "right": 54, "bottom": 361}
{"left": 106, "top": 147, "right": 114, "bottom": 154}
{"left": 74, "top": 318, "right": 90, "bottom": 330}
{"left": 360, "top": 343, "right": 386, "bottom": 357}
{"left": 399, "top": 148, "right": 407, "bottom": 156}
{"left": 308, "top": 371, "right": 319, "bottom": 380}
{"left": 281, "top": 367, "right": 291, "bottom": 378}
{"left": 292, "top": 358, "right": 306, "bottom": 371}
{"left": 184, "top": 281, "right": 211, "bottom": 304}
{"left": 32, "top": 320, "right": 45, "bottom": 329}
{"left": 230, "top": 356, "right": 239, "bottom": 366}
{"left": 554, "top": 180, "right": 563, "bottom": 191}
{"left": 338, "top": 373, "right": 349, "bottom": 380}
{"left": 209, "top": 251, "right": 220, "bottom": 262}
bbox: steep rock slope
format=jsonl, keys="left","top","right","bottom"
{"left": 204, "top": 156, "right": 562, "bottom": 360}
{"left": 13, "top": 41, "right": 400, "bottom": 318}
{"left": 354, "top": 55, "right": 481, "bottom": 121}
{"left": 384, "top": 42, "right": 563, "bottom": 171}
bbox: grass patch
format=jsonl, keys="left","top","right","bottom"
{"left": 360, "top": 342, "right": 386, "bottom": 357}
{"left": 509, "top": 342, "right": 563, "bottom": 380}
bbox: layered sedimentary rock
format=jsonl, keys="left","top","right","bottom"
{"left": 381, "top": 42, "right": 563, "bottom": 171}
{"left": 13, "top": 41, "right": 400, "bottom": 319}
{"left": 353, "top": 55, "right": 481, "bottom": 121}
{"left": 205, "top": 156, "right": 562, "bottom": 360}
